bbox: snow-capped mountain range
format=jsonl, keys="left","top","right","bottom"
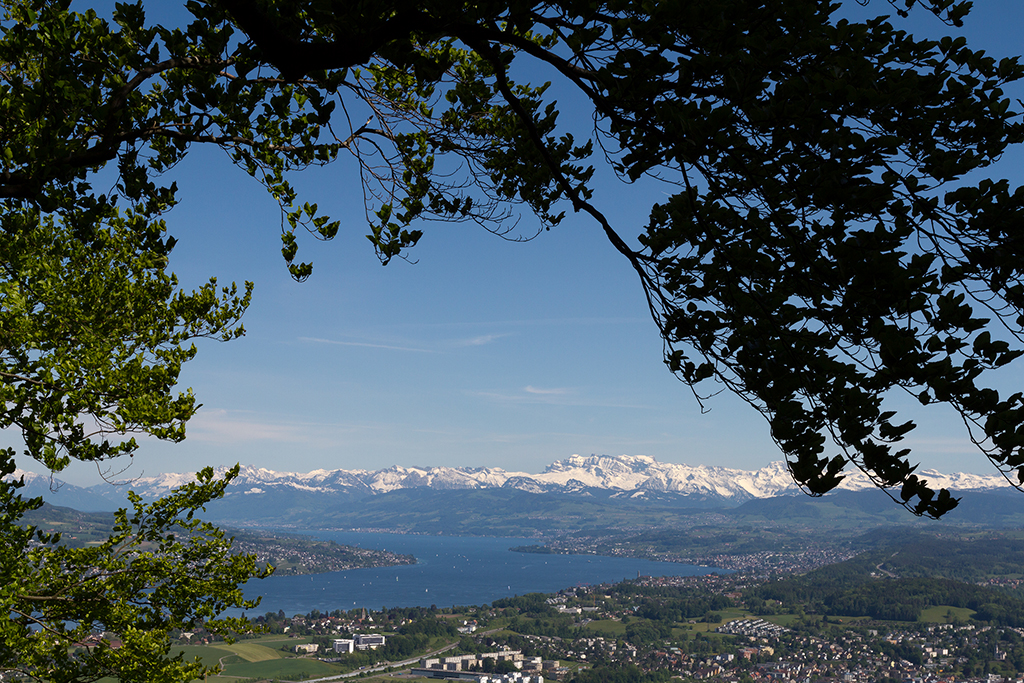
{"left": 10, "top": 454, "right": 1010, "bottom": 511}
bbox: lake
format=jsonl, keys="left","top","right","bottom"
{"left": 238, "top": 531, "right": 723, "bottom": 616}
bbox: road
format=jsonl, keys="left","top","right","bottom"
{"left": 875, "top": 551, "right": 899, "bottom": 578}
{"left": 303, "top": 638, "right": 460, "bottom": 682}
{"left": 304, "top": 627, "right": 503, "bottom": 682}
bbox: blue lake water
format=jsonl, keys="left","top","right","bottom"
{"left": 238, "top": 531, "right": 722, "bottom": 616}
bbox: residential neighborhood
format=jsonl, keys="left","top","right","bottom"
{"left": 162, "top": 566, "right": 1024, "bottom": 683}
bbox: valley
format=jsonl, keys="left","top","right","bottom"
{"left": 20, "top": 454, "right": 1024, "bottom": 682}
{"left": 161, "top": 546, "right": 1024, "bottom": 683}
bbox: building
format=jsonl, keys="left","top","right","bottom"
{"left": 421, "top": 651, "right": 526, "bottom": 673}
{"left": 333, "top": 639, "right": 355, "bottom": 653}
{"left": 411, "top": 668, "right": 543, "bottom": 683}
{"left": 354, "top": 633, "right": 386, "bottom": 650}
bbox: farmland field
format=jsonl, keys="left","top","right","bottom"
{"left": 210, "top": 641, "right": 284, "bottom": 662}
{"left": 584, "top": 619, "right": 626, "bottom": 636}
{"left": 220, "top": 657, "right": 341, "bottom": 679}
{"left": 919, "top": 605, "right": 977, "bottom": 623}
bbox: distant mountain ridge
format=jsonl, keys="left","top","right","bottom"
{"left": 9, "top": 454, "right": 1010, "bottom": 513}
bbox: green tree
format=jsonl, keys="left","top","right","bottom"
{"left": 3, "top": 0, "right": 1024, "bottom": 674}
{"left": 1, "top": 463, "right": 269, "bottom": 681}
{"left": 494, "top": 659, "right": 519, "bottom": 674}
{"left": 202, "top": 0, "right": 1024, "bottom": 518}
{"left": 0, "top": 4, "right": 266, "bottom": 678}
{"left": 0, "top": 0, "right": 1016, "bottom": 503}
{"left": 7, "top": 0, "right": 1018, "bottom": 518}
{"left": 0, "top": 134, "right": 264, "bottom": 679}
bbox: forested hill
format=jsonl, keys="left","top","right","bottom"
{"left": 754, "top": 575, "right": 1024, "bottom": 625}
{"left": 20, "top": 503, "right": 415, "bottom": 575}
{"left": 846, "top": 529, "right": 1024, "bottom": 582}
{"left": 749, "top": 533, "right": 1024, "bottom": 625}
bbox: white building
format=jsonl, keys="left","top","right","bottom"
{"left": 411, "top": 669, "right": 543, "bottom": 683}
{"left": 354, "top": 633, "right": 386, "bottom": 650}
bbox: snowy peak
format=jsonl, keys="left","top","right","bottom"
{"left": 539, "top": 454, "right": 660, "bottom": 489}
{"left": 539, "top": 455, "right": 820, "bottom": 499}
{"left": 10, "top": 454, "right": 1011, "bottom": 512}
{"left": 116, "top": 454, "right": 1012, "bottom": 501}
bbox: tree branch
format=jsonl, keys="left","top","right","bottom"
{"left": 215, "top": 0, "right": 441, "bottom": 79}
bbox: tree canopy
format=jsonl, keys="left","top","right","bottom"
{"left": 1, "top": 463, "right": 267, "bottom": 682}
{"left": 209, "top": 0, "right": 1023, "bottom": 519}
{"left": 3, "top": 0, "right": 1024, "bottom": 673}
{"left": 4, "top": 0, "right": 1024, "bottom": 516}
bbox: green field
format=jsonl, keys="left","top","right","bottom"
{"left": 171, "top": 642, "right": 342, "bottom": 679}
{"left": 170, "top": 645, "right": 217, "bottom": 666}
{"left": 919, "top": 605, "right": 977, "bottom": 623}
{"left": 172, "top": 639, "right": 309, "bottom": 680}
{"left": 690, "top": 608, "right": 753, "bottom": 632}
{"left": 211, "top": 641, "right": 285, "bottom": 662}
{"left": 713, "top": 608, "right": 750, "bottom": 623}
{"left": 219, "top": 657, "right": 341, "bottom": 679}
{"left": 584, "top": 619, "right": 626, "bottom": 636}
{"left": 760, "top": 613, "right": 809, "bottom": 627}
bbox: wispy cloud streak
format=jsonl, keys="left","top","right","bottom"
{"left": 524, "top": 385, "right": 569, "bottom": 395}
{"left": 470, "top": 388, "right": 647, "bottom": 410}
{"left": 299, "top": 336, "right": 437, "bottom": 353}
{"left": 455, "top": 333, "right": 508, "bottom": 347}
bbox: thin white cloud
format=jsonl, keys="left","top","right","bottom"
{"left": 408, "top": 316, "right": 648, "bottom": 328}
{"left": 187, "top": 410, "right": 312, "bottom": 443}
{"left": 469, "top": 388, "right": 647, "bottom": 410}
{"left": 184, "top": 409, "right": 387, "bottom": 449}
{"left": 524, "top": 385, "right": 570, "bottom": 395}
{"left": 299, "top": 336, "right": 437, "bottom": 353}
{"left": 455, "top": 333, "right": 508, "bottom": 347}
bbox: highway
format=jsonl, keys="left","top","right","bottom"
{"left": 304, "top": 638, "right": 460, "bottom": 682}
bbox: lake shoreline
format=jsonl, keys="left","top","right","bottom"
{"left": 233, "top": 530, "right": 724, "bottom": 616}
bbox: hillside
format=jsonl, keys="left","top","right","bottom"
{"left": 19, "top": 504, "right": 416, "bottom": 575}
{"left": 750, "top": 531, "right": 1024, "bottom": 624}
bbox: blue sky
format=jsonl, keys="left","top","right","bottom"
{"left": 14, "top": 0, "right": 1024, "bottom": 486}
